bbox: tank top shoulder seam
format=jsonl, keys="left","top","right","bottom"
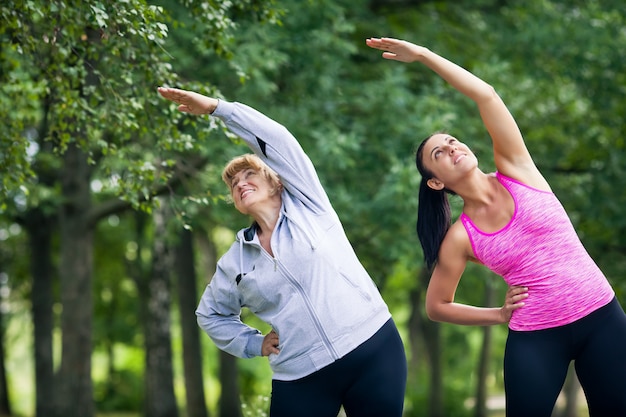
{"left": 496, "top": 171, "right": 553, "bottom": 195}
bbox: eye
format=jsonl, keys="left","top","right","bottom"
{"left": 434, "top": 150, "right": 442, "bottom": 159}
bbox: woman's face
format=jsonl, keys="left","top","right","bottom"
{"left": 229, "top": 168, "right": 281, "bottom": 215}
{"left": 421, "top": 133, "right": 477, "bottom": 190}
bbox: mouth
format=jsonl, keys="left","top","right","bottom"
{"left": 454, "top": 154, "right": 466, "bottom": 165}
{"left": 241, "top": 189, "right": 254, "bottom": 200}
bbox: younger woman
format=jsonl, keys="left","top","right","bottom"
{"left": 366, "top": 37, "right": 626, "bottom": 417}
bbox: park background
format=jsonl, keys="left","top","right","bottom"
{"left": 1, "top": 0, "right": 625, "bottom": 416}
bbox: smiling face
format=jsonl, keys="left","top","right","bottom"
{"left": 420, "top": 133, "right": 477, "bottom": 191}
{"left": 229, "top": 168, "right": 278, "bottom": 214}
{"left": 221, "top": 154, "right": 282, "bottom": 216}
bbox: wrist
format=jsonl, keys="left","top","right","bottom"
{"left": 203, "top": 97, "right": 218, "bottom": 115}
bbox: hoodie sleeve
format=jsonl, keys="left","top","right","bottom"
{"left": 212, "top": 100, "right": 332, "bottom": 214}
{"left": 195, "top": 261, "right": 265, "bottom": 358}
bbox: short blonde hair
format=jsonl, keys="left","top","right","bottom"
{"left": 221, "top": 154, "right": 282, "bottom": 193}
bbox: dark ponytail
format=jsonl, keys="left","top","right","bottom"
{"left": 415, "top": 134, "right": 452, "bottom": 271}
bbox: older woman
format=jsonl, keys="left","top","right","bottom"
{"left": 157, "top": 87, "right": 407, "bottom": 417}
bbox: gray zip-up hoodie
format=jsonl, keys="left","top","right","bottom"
{"left": 196, "top": 100, "right": 391, "bottom": 381}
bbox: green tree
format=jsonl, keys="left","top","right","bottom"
{"left": 0, "top": 1, "right": 278, "bottom": 416}
{"left": 2, "top": 1, "right": 624, "bottom": 416}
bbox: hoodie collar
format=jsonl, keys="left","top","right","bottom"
{"left": 243, "top": 222, "right": 258, "bottom": 242}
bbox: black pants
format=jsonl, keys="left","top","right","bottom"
{"left": 504, "top": 297, "right": 626, "bottom": 417}
{"left": 269, "top": 319, "right": 407, "bottom": 417}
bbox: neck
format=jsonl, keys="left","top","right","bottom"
{"left": 251, "top": 202, "right": 281, "bottom": 236}
{"left": 453, "top": 170, "right": 498, "bottom": 208}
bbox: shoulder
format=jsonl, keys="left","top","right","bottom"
{"left": 431, "top": 221, "right": 471, "bottom": 279}
{"left": 439, "top": 221, "right": 473, "bottom": 262}
{"left": 445, "top": 220, "right": 469, "bottom": 244}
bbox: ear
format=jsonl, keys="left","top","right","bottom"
{"left": 427, "top": 178, "right": 445, "bottom": 191}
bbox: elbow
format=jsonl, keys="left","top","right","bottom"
{"left": 426, "top": 310, "right": 443, "bottom": 323}
{"left": 196, "top": 312, "right": 210, "bottom": 332}
{"left": 425, "top": 299, "right": 445, "bottom": 322}
{"left": 425, "top": 310, "right": 437, "bottom": 322}
{"left": 477, "top": 84, "right": 500, "bottom": 104}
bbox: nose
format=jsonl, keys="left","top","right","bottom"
{"left": 235, "top": 183, "right": 249, "bottom": 198}
{"left": 234, "top": 177, "right": 249, "bottom": 190}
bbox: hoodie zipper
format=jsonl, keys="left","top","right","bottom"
{"left": 267, "top": 251, "right": 340, "bottom": 361}
{"left": 272, "top": 214, "right": 339, "bottom": 358}
{"left": 266, "top": 213, "right": 339, "bottom": 358}
{"left": 239, "top": 214, "right": 338, "bottom": 360}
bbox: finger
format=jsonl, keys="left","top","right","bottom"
{"left": 511, "top": 294, "right": 527, "bottom": 306}
{"left": 514, "top": 288, "right": 529, "bottom": 297}
{"left": 366, "top": 38, "right": 389, "bottom": 50}
{"left": 511, "top": 302, "right": 525, "bottom": 310}
{"left": 159, "top": 88, "right": 186, "bottom": 102}
{"left": 509, "top": 286, "right": 528, "bottom": 295}
{"left": 158, "top": 86, "right": 180, "bottom": 96}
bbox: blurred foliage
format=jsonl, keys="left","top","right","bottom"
{"left": 1, "top": 0, "right": 624, "bottom": 416}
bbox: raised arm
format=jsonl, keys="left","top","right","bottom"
{"left": 366, "top": 38, "right": 548, "bottom": 189}
{"left": 158, "top": 86, "right": 333, "bottom": 213}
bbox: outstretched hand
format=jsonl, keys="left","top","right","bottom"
{"left": 365, "top": 37, "right": 427, "bottom": 63}
{"left": 261, "top": 330, "right": 280, "bottom": 356}
{"left": 500, "top": 285, "right": 528, "bottom": 323}
{"left": 157, "top": 86, "right": 218, "bottom": 115}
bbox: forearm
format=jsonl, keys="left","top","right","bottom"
{"left": 417, "top": 48, "right": 496, "bottom": 104}
{"left": 196, "top": 276, "right": 264, "bottom": 358}
{"left": 196, "top": 310, "right": 264, "bottom": 358}
{"left": 426, "top": 301, "right": 506, "bottom": 326}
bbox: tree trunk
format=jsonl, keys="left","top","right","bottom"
{"left": 174, "top": 228, "right": 209, "bottom": 417}
{"left": 473, "top": 277, "right": 496, "bottom": 417}
{"left": 410, "top": 265, "right": 443, "bottom": 417}
{"left": 142, "top": 201, "right": 178, "bottom": 417}
{"left": 55, "top": 142, "right": 94, "bottom": 417}
{"left": 25, "top": 208, "right": 55, "bottom": 417}
{"left": 219, "top": 350, "right": 242, "bottom": 417}
{"left": 557, "top": 365, "right": 580, "bottom": 417}
{"left": 423, "top": 317, "right": 442, "bottom": 417}
{"left": 406, "top": 284, "right": 424, "bottom": 413}
{"left": 0, "top": 310, "right": 10, "bottom": 417}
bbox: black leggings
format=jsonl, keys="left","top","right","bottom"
{"left": 504, "top": 297, "right": 626, "bottom": 417}
{"left": 269, "top": 319, "right": 407, "bottom": 417}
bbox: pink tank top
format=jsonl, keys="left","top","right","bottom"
{"left": 460, "top": 173, "right": 614, "bottom": 331}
